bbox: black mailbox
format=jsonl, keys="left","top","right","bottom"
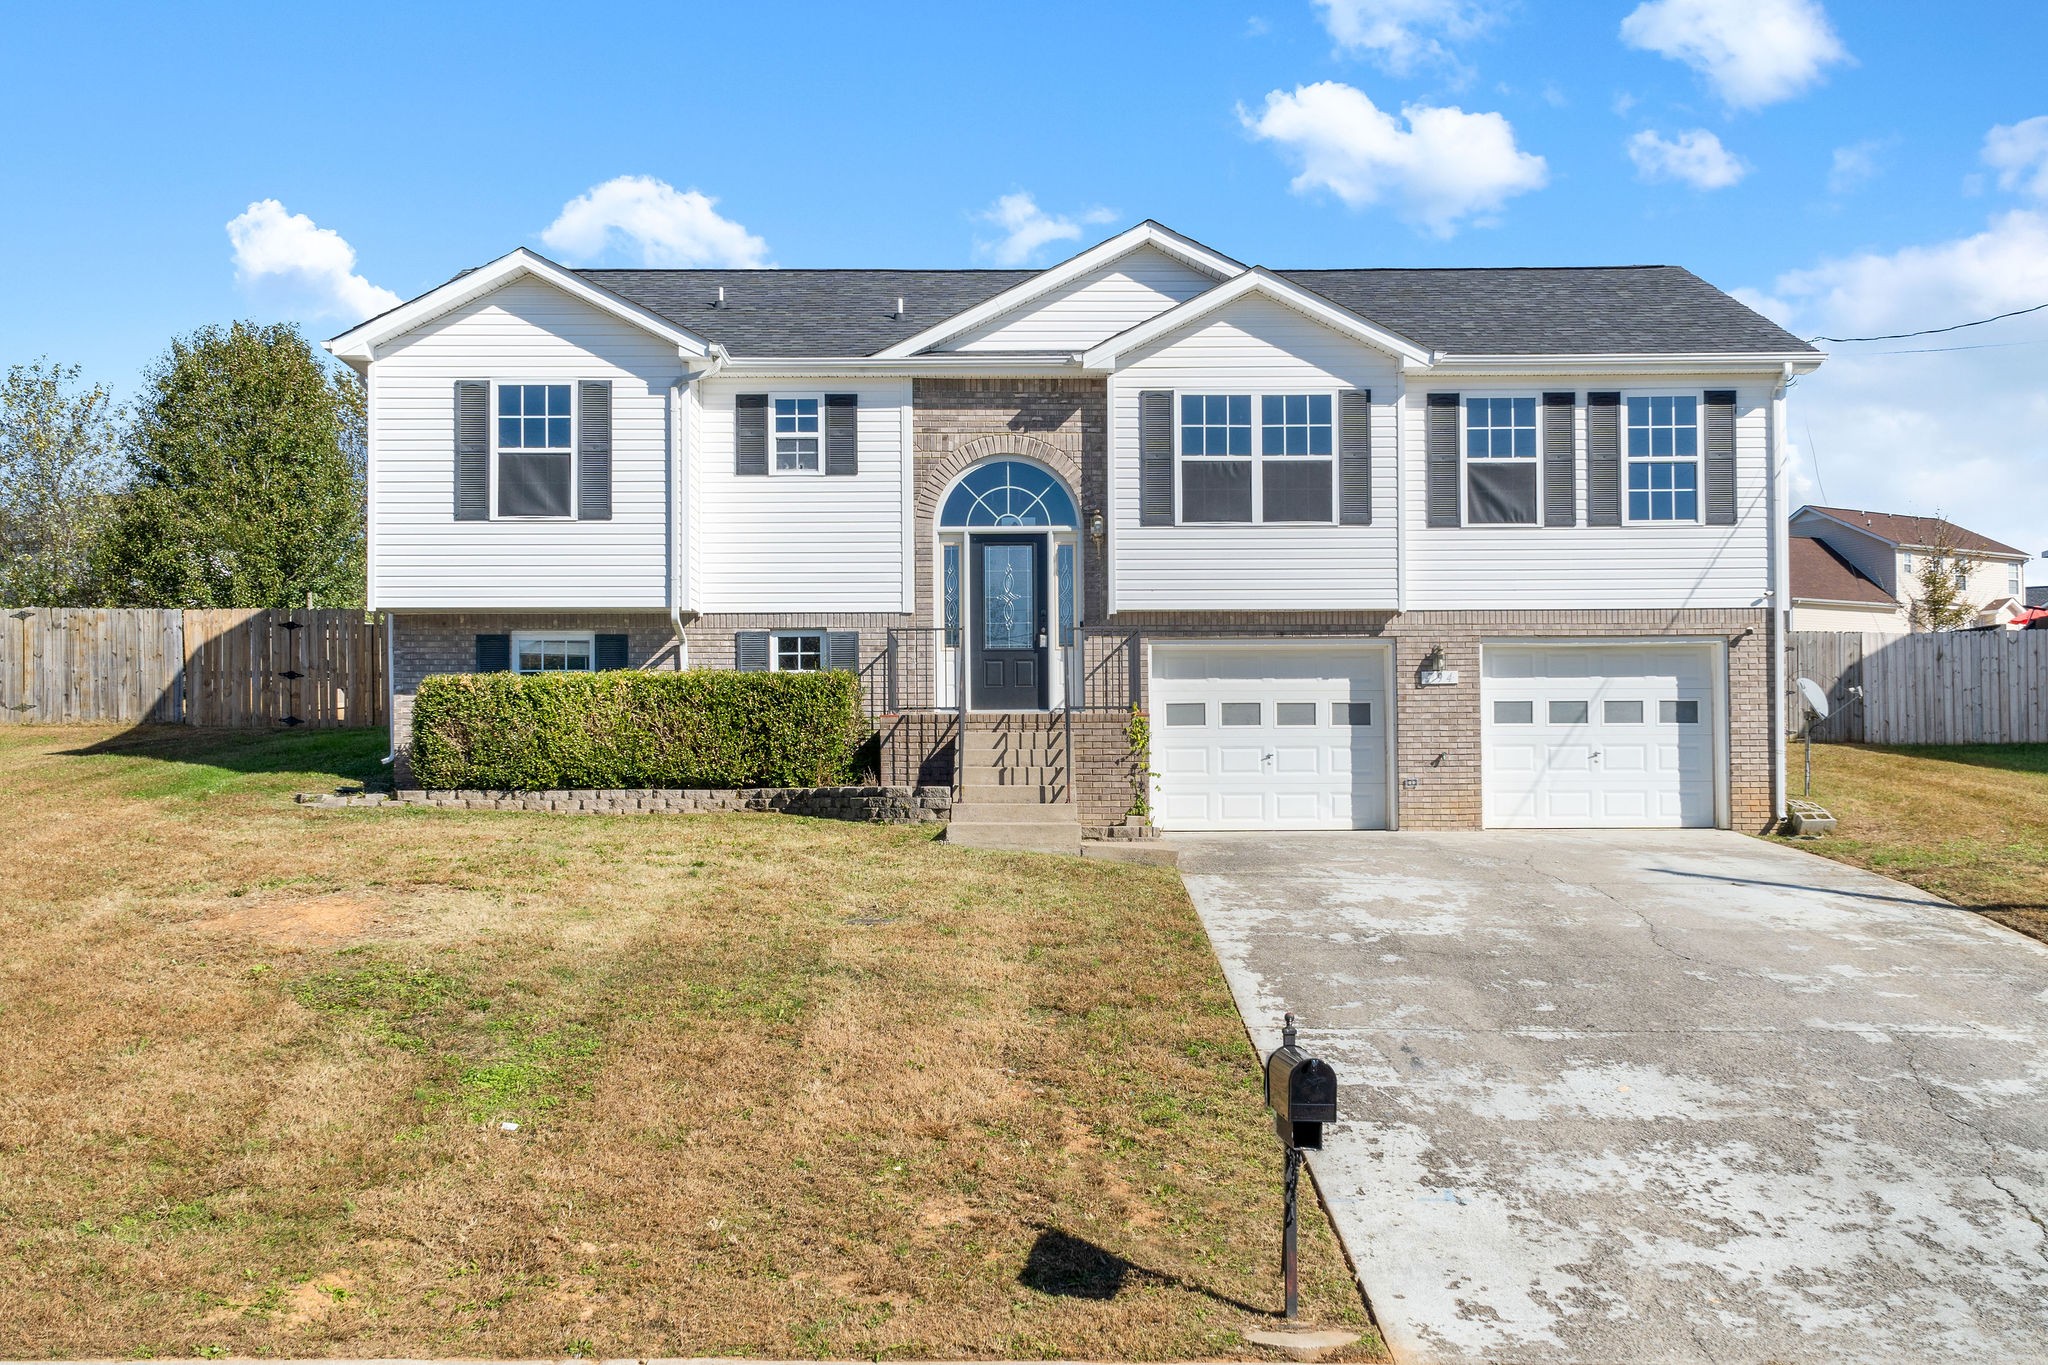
{"left": 1265, "top": 1018, "right": 1338, "bottom": 1151}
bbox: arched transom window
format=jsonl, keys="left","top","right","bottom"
{"left": 939, "top": 460, "right": 1079, "bottom": 528}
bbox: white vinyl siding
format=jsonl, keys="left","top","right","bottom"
{"left": 1406, "top": 378, "right": 1776, "bottom": 610}
{"left": 1110, "top": 294, "right": 1400, "bottom": 611}
{"left": 694, "top": 377, "right": 911, "bottom": 613}
{"left": 367, "top": 277, "right": 679, "bottom": 609}
{"left": 944, "top": 245, "right": 1218, "bottom": 352}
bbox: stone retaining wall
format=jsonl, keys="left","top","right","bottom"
{"left": 298, "top": 785, "right": 952, "bottom": 824}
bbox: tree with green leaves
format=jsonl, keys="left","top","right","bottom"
{"left": 1906, "top": 520, "right": 1981, "bottom": 632}
{"left": 0, "top": 359, "right": 123, "bottom": 605}
{"left": 98, "top": 321, "right": 365, "bottom": 608}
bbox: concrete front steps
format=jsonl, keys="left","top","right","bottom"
{"left": 943, "top": 715, "right": 1080, "bottom": 854}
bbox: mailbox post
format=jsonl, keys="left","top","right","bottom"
{"left": 1264, "top": 1012, "right": 1338, "bottom": 1322}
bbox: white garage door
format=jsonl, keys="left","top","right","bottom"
{"left": 1149, "top": 644, "right": 1389, "bottom": 831}
{"left": 1483, "top": 643, "right": 1719, "bottom": 828}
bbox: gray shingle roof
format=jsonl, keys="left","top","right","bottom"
{"left": 573, "top": 269, "right": 1035, "bottom": 358}
{"left": 574, "top": 262, "right": 1813, "bottom": 360}
{"left": 1279, "top": 266, "right": 1814, "bottom": 357}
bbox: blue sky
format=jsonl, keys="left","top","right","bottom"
{"left": 3, "top": 1, "right": 2045, "bottom": 580}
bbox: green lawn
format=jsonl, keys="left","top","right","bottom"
{"left": 0, "top": 725, "right": 1378, "bottom": 1361}
{"left": 1775, "top": 740, "right": 2048, "bottom": 944}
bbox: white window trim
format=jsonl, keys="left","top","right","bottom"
{"left": 511, "top": 630, "right": 595, "bottom": 673}
{"left": 1456, "top": 390, "right": 1545, "bottom": 529}
{"left": 768, "top": 393, "right": 826, "bottom": 477}
{"left": 770, "top": 630, "right": 826, "bottom": 672}
{"left": 1619, "top": 387, "right": 1705, "bottom": 527}
{"left": 1172, "top": 390, "right": 1339, "bottom": 527}
{"left": 491, "top": 380, "right": 578, "bottom": 521}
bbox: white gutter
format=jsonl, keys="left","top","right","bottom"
{"left": 1434, "top": 351, "right": 1824, "bottom": 375}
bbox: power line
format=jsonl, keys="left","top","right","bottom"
{"left": 1801, "top": 417, "right": 1828, "bottom": 507}
{"left": 1853, "top": 335, "right": 2048, "bottom": 356}
{"left": 1812, "top": 300, "right": 2048, "bottom": 343}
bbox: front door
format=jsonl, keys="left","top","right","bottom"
{"left": 971, "top": 535, "right": 1046, "bottom": 710}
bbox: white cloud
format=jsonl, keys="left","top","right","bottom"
{"left": 1627, "top": 128, "right": 1748, "bottom": 189}
{"left": 1983, "top": 116, "right": 2048, "bottom": 200}
{"left": 1314, "top": 0, "right": 1500, "bottom": 73}
{"left": 226, "top": 200, "right": 400, "bottom": 321}
{"left": 972, "top": 193, "right": 1117, "bottom": 267}
{"left": 1743, "top": 208, "right": 2048, "bottom": 569}
{"left": 540, "top": 176, "right": 770, "bottom": 267}
{"left": 1619, "top": 0, "right": 1847, "bottom": 109}
{"left": 1827, "top": 139, "right": 1887, "bottom": 195}
{"left": 1240, "top": 81, "right": 1547, "bottom": 236}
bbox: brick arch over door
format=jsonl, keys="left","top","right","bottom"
{"left": 914, "top": 436, "right": 1086, "bottom": 627}
{"left": 916, "top": 435, "right": 1082, "bottom": 522}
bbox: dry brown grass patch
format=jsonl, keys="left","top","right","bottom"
{"left": 0, "top": 725, "right": 1382, "bottom": 1361}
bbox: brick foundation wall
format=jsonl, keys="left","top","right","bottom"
{"left": 683, "top": 612, "right": 910, "bottom": 714}
{"left": 389, "top": 611, "right": 682, "bottom": 759}
{"left": 876, "top": 712, "right": 957, "bottom": 788}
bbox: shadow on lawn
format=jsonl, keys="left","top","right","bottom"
{"left": 57, "top": 724, "right": 390, "bottom": 791}
{"left": 1849, "top": 742, "right": 2048, "bottom": 778}
{"left": 1018, "top": 1227, "right": 1273, "bottom": 1316}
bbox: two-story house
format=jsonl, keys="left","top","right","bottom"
{"left": 1789, "top": 506, "right": 2031, "bottom": 633}
{"left": 326, "top": 221, "right": 1820, "bottom": 837}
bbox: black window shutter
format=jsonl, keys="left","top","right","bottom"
{"left": 824, "top": 630, "right": 859, "bottom": 672}
{"left": 1704, "top": 390, "right": 1737, "bottom": 526}
{"left": 1138, "top": 389, "right": 1175, "bottom": 526}
{"left": 455, "top": 380, "right": 489, "bottom": 520}
{"left": 578, "top": 380, "right": 612, "bottom": 520}
{"left": 1425, "top": 393, "right": 1460, "bottom": 528}
{"left": 824, "top": 393, "right": 858, "bottom": 476}
{"left": 735, "top": 394, "right": 768, "bottom": 476}
{"left": 734, "top": 631, "right": 770, "bottom": 671}
{"left": 594, "top": 633, "right": 628, "bottom": 670}
{"left": 1542, "top": 392, "right": 1576, "bottom": 527}
{"left": 1586, "top": 392, "right": 1622, "bottom": 526}
{"left": 475, "top": 633, "right": 511, "bottom": 672}
{"left": 1338, "top": 389, "right": 1372, "bottom": 525}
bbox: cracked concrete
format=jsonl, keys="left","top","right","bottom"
{"left": 1177, "top": 830, "right": 2048, "bottom": 1365}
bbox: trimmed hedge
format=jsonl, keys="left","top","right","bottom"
{"left": 408, "top": 670, "right": 867, "bottom": 791}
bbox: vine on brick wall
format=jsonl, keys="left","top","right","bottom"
{"left": 1124, "top": 705, "right": 1155, "bottom": 820}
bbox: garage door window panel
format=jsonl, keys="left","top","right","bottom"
{"left": 1494, "top": 700, "right": 1534, "bottom": 724}
{"left": 1549, "top": 700, "right": 1590, "bottom": 724}
{"left": 1661, "top": 699, "right": 1701, "bottom": 724}
{"left": 1605, "top": 700, "right": 1645, "bottom": 724}
{"left": 1464, "top": 396, "right": 1539, "bottom": 525}
{"left": 1276, "top": 701, "right": 1319, "bottom": 726}
{"left": 1221, "top": 702, "right": 1262, "bottom": 726}
{"left": 1164, "top": 702, "right": 1207, "bottom": 726}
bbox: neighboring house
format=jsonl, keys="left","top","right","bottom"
{"left": 1789, "top": 505, "right": 2030, "bottom": 632}
{"left": 1788, "top": 537, "right": 1903, "bottom": 635}
{"left": 325, "top": 221, "right": 1820, "bottom": 836}
{"left": 2029, "top": 585, "right": 2048, "bottom": 608}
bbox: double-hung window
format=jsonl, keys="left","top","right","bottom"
{"left": 772, "top": 396, "right": 822, "bottom": 474}
{"left": 514, "top": 632, "right": 593, "bottom": 673}
{"left": 773, "top": 632, "right": 824, "bottom": 671}
{"left": 1260, "top": 394, "right": 1334, "bottom": 522}
{"left": 1625, "top": 395, "right": 1700, "bottom": 523}
{"left": 497, "top": 383, "right": 574, "bottom": 517}
{"left": 1464, "top": 396, "right": 1538, "bottom": 525}
{"left": 1180, "top": 394, "right": 1253, "bottom": 522}
{"left": 1179, "top": 392, "right": 1335, "bottom": 524}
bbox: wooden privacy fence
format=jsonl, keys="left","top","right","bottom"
{"left": 0, "top": 608, "right": 386, "bottom": 729}
{"left": 1788, "top": 629, "right": 2048, "bottom": 745}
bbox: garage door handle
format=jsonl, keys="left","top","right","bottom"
{"left": 1264, "top": 751, "right": 1274, "bottom": 765}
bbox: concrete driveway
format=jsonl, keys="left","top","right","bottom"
{"left": 1177, "top": 830, "right": 2048, "bottom": 1365}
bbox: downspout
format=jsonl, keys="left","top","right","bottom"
{"left": 1768, "top": 362, "right": 1793, "bottom": 825}
{"left": 669, "top": 344, "right": 730, "bottom": 669}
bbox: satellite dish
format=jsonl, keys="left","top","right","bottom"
{"left": 1796, "top": 677, "right": 1830, "bottom": 719}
